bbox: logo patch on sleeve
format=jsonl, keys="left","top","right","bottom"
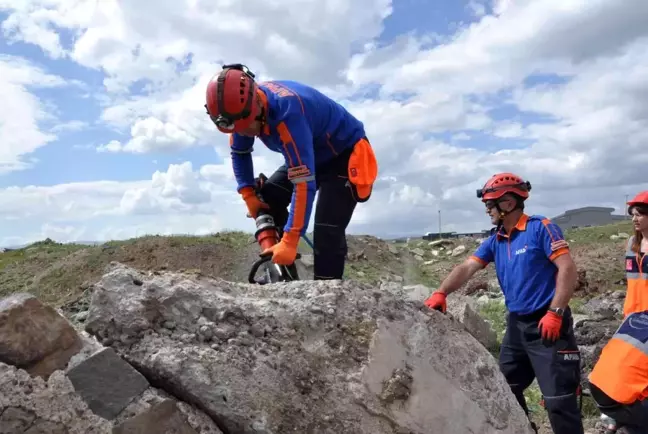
{"left": 550, "top": 240, "right": 569, "bottom": 252}
{"left": 287, "top": 165, "right": 311, "bottom": 180}
{"left": 626, "top": 258, "right": 634, "bottom": 271}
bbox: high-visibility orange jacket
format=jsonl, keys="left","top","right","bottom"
{"left": 589, "top": 310, "right": 648, "bottom": 404}
{"left": 623, "top": 235, "right": 648, "bottom": 317}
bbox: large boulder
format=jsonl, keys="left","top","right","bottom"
{"left": 0, "top": 293, "right": 83, "bottom": 378}
{"left": 0, "top": 362, "right": 113, "bottom": 434}
{"left": 0, "top": 292, "right": 223, "bottom": 434}
{"left": 84, "top": 262, "right": 535, "bottom": 434}
{"left": 380, "top": 283, "right": 499, "bottom": 353}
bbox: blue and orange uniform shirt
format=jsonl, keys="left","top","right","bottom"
{"left": 471, "top": 214, "right": 570, "bottom": 315}
{"left": 623, "top": 235, "right": 648, "bottom": 317}
{"left": 229, "top": 80, "right": 369, "bottom": 238}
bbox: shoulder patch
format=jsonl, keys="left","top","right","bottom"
{"left": 260, "top": 81, "right": 296, "bottom": 98}
{"left": 287, "top": 164, "right": 311, "bottom": 180}
{"left": 550, "top": 239, "right": 569, "bottom": 252}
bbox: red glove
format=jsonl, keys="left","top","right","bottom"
{"left": 424, "top": 291, "right": 447, "bottom": 313}
{"left": 538, "top": 310, "right": 563, "bottom": 341}
{"left": 262, "top": 231, "right": 299, "bottom": 266}
{"left": 239, "top": 186, "right": 269, "bottom": 219}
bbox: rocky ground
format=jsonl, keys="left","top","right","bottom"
{"left": 0, "top": 220, "right": 636, "bottom": 433}
{"left": 1, "top": 264, "right": 537, "bottom": 434}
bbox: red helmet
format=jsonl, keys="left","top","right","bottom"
{"left": 477, "top": 172, "right": 531, "bottom": 202}
{"left": 205, "top": 64, "right": 261, "bottom": 134}
{"left": 627, "top": 191, "right": 648, "bottom": 215}
{"left": 628, "top": 191, "right": 648, "bottom": 207}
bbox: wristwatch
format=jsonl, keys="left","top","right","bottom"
{"left": 549, "top": 307, "right": 564, "bottom": 316}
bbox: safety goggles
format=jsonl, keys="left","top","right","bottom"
{"left": 476, "top": 181, "right": 532, "bottom": 199}
{"left": 205, "top": 108, "right": 236, "bottom": 132}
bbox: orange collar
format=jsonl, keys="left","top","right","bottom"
{"left": 497, "top": 213, "right": 529, "bottom": 239}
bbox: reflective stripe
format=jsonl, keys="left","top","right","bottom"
{"left": 231, "top": 148, "right": 253, "bottom": 154}
{"left": 616, "top": 333, "right": 648, "bottom": 357}
{"left": 588, "top": 311, "right": 648, "bottom": 403}
{"left": 627, "top": 272, "right": 644, "bottom": 280}
{"left": 290, "top": 175, "right": 315, "bottom": 184}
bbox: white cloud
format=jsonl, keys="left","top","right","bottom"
{"left": 0, "top": 55, "right": 72, "bottom": 173}
{"left": 1, "top": 0, "right": 648, "bottom": 245}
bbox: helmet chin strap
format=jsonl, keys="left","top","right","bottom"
{"left": 493, "top": 196, "right": 525, "bottom": 228}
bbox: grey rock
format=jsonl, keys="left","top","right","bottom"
{"left": 66, "top": 347, "right": 149, "bottom": 420}
{"left": 0, "top": 362, "right": 112, "bottom": 434}
{"left": 23, "top": 419, "right": 67, "bottom": 434}
{"left": 111, "top": 385, "right": 223, "bottom": 433}
{"left": 392, "top": 285, "right": 498, "bottom": 352}
{"left": 0, "top": 407, "right": 36, "bottom": 434}
{"left": 447, "top": 293, "right": 499, "bottom": 353}
{"left": 574, "top": 318, "right": 620, "bottom": 375}
{"left": 582, "top": 292, "right": 624, "bottom": 320}
{"left": 400, "top": 284, "right": 434, "bottom": 302}
{"left": 0, "top": 293, "right": 83, "bottom": 378}
{"left": 410, "top": 247, "right": 425, "bottom": 256}
{"left": 112, "top": 399, "right": 197, "bottom": 434}
{"left": 451, "top": 245, "right": 467, "bottom": 256}
{"left": 428, "top": 239, "right": 453, "bottom": 247}
{"left": 84, "top": 262, "right": 534, "bottom": 434}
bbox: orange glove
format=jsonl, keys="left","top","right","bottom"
{"left": 424, "top": 291, "right": 447, "bottom": 313}
{"left": 239, "top": 186, "right": 269, "bottom": 218}
{"left": 262, "top": 231, "right": 299, "bottom": 266}
{"left": 538, "top": 310, "right": 562, "bottom": 341}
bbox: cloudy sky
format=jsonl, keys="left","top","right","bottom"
{"left": 1, "top": 0, "right": 647, "bottom": 247}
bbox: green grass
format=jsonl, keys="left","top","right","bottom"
{"left": 0, "top": 240, "right": 85, "bottom": 271}
{"left": 104, "top": 230, "right": 253, "bottom": 249}
{"left": 478, "top": 299, "right": 508, "bottom": 342}
{"left": 569, "top": 297, "right": 586, "bottom": 314}
{"left": 563, "top": 221, "right": 634, "bottom": 246}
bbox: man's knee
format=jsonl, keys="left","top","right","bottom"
{"left": 313, "top": 222, "right": 347, "bottom": 256}
{"left": 535, "top": 341, "right": 584, "bottom": 427}
{"left": 543, "top": 391, "right": 580, "bottom": 412}
{"left": 312, "top": 222, "right": 348, "bottom": 280}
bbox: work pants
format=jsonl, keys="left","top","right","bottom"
{"left": 590, "top": 383, "right": 648, "bottom": 434}
{"left": 259, "top": 141, "right": 370, "bottom": 280}
{"left": 499, "top": 305, "right": 584, "bottom": 434}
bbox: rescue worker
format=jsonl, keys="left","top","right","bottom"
{"left": 424, "top": 172, "right": 584, "bottom": 434}
{"left": 587, "top": 191, "right": 648, "bottom": 434}
{"left": 588, "top": 310, "right": 648, "bottom": 433}
{"left": 622, "top": 191, "right": 648, "bottom": 317}
{"left": 204, "top": 64, "right": 378, "bottom": 280}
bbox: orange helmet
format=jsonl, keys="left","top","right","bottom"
{"left": 477, "top": 172, "right": 531, "bottom": 202}
{"left": 628, "top": 191, "right": 648, "bottom": 207}
{"left": 627, "top": 191, "right": 648, "bottom": 214}
{"left": 205, "top": 64, "right": 261, "bottom": 134}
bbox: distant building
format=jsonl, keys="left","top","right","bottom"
{"left": 551, "top": 206, "right": 627, "bottom": 230}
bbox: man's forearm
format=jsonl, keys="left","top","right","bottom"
{"left": 437, "top": 263, "right": 474, "bottom": 295}
{"left": 232, "top": 151, "right": 255, "bottom": 191}
{"left": 550, "top": 263, "right": 577, "bottom": 309}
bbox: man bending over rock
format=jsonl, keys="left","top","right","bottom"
{"left": 424, "top": 172, "right": 584, "bottom": 434}
{"left": 204, "top": 63, "right": 378, "bottom": 280}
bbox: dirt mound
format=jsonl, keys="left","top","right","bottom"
{"left": 0, "top": 222, "right": 634, "bottom": 323}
